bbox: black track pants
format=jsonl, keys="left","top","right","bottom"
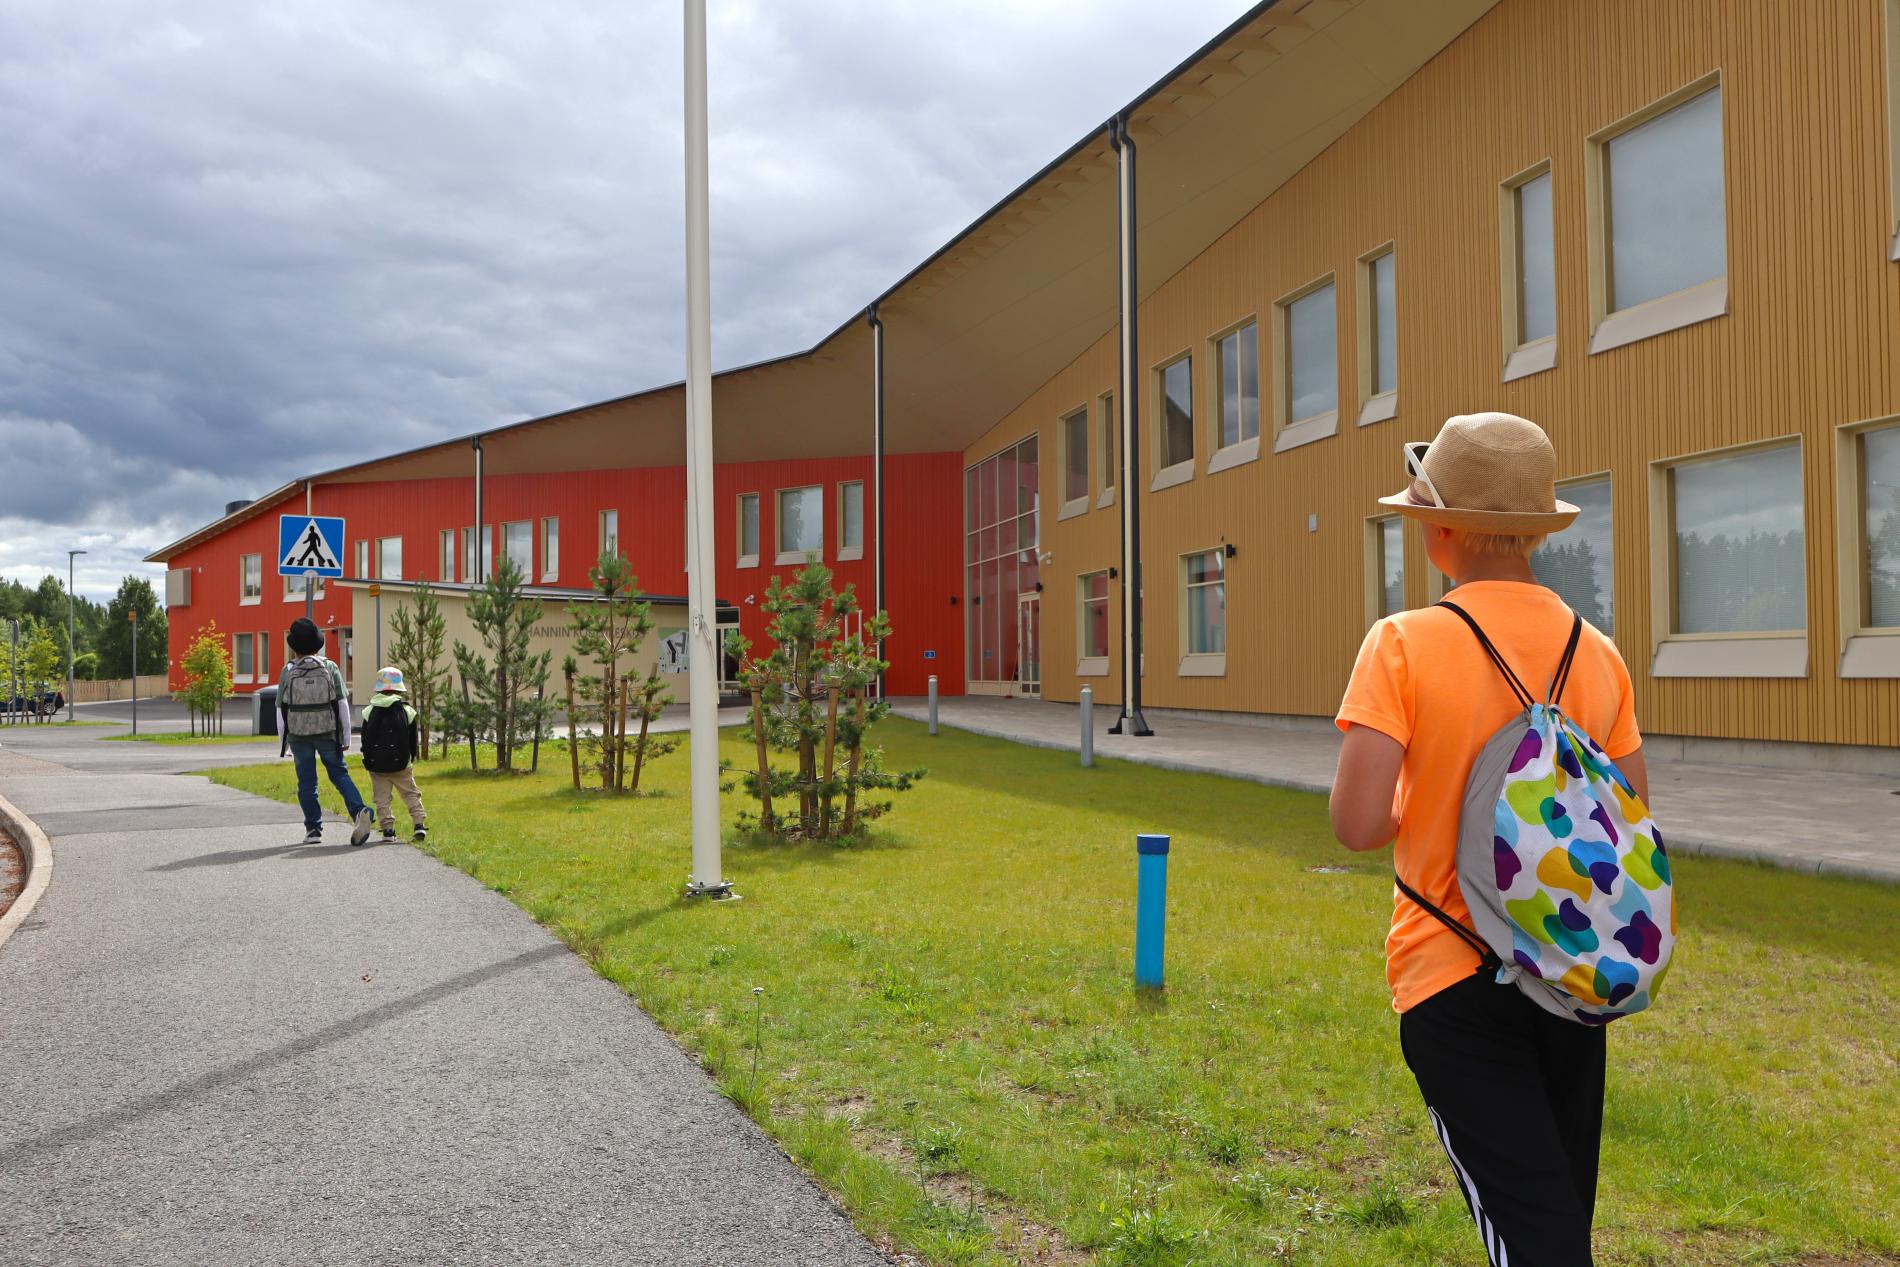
{"left": 1398, "top": 972, "right": 1607, "bottom": 1267}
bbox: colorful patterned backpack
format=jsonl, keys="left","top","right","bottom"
{"left": 1398, "top": 601, "right": 1675, "bottom": 1025}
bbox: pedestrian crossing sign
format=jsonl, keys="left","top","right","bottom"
{"left": 278, "top": 515, "right": 346, "bottom": 577}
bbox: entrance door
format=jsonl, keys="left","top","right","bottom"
{"left": 1017, "top": 593, "right": 1040, "bottom": 697}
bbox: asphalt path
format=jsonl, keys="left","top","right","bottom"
{"left": 0, "top": 725, "right": 889, "bottom": 1267}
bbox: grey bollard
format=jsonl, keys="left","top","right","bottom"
{"left": 927, "top": 675, "right": 939, "bottom": 735}
{"left": 1080, "top": 685, "right": 1094, "bottom": 767}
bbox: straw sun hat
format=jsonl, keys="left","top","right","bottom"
{"left": 1378, "top": 412, "right": 1579, "bottom": 533}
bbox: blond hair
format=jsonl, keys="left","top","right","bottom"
{"left": 1456, "top": 530, "right": 1549, "bottom": 559}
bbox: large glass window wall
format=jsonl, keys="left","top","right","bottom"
{"left": 965, "top": 436, "right": 1040, "bottom": 683}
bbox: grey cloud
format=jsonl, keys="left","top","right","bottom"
{"left": 0, "top": 0, "right": 1253, "bottom": 598}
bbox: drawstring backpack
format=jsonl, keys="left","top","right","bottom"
{"left": 1397, "top": 601, "right": 1676, "bottom": 1025}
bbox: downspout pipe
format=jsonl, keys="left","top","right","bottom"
{"left": 1107, "top": 115, "right": 1151, "bottom": 736}
{"left": 867, "top": 303, "right": 886, "bottom": 696}
{"left": 472, "top": 435, "right": 485, "bottom": 583}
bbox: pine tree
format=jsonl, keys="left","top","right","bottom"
{"left": 388, "top": 582, "right": 450, "bottom": 755}
{"left": 98, "top": 577, "right": 167, "bottom": 679}
{"left": 566, "top": 552, "right": 669, "bottom": 791}
{"left": 450, "top": 556, "right": 553, "bottom": 772}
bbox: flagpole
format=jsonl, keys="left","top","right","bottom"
{"left": 682, "top": 0, "right": 730, "bottom": 899}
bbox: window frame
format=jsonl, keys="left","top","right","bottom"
{"left": 775, "top": 484, "right": 824, "bottom": 565}
{"left": 1889, "top": 0, "right": 1900, "bottom": 260}
{"left": 500, "top": 520, "right": 532, "bottom": 579}
{"left": 352, "top": 540, "right": 368, "bottom": 580}
{"left": 238, "top": 553, "right": 262, "bottom": 605}
{"left": 439, "top": 529, "right": 455, "bottom": 583}
{"left": 1835, "top": 414, "right": 1900, "bottom": 677}
{"left": 1530, "top": 472, "right": 1618, "bottom": 636}
{"left": 376, "top": 535, "right": 402, "bottom": 582}
{"left": 837, "top": 480, "right": 865, "bottom": 561}
{"left": 1499, "top": 161, "right": 1559, "bottom": 381}
{"left": 1150, "top": 350, "right": 1196, "bottom": 491}
{"left": 1356, "top": 245, "right": 1400, "bottom": 425}
{"left": 1272, "top": 272, "right": 1341, "bottom": 453}
{"left": 539, "top": 518, "right": 558, "bottom": 582}
{"left": 1585, "top": 72, "right": 1729, "bottom": 355}
{"left": 598, "top": 509, "right": 619, "bottom": 563}
{"left": 1647, "top": 436, "right": 1809, "bottom": 678}
{"left": 1177, "top": 548, "right": 1227, "bottom": 676}
{"left": 1058, "top": 406, "right": 1092, "bottom": 519}
{"left": 1206, "top": 317, "right": 1262, "bottom": 474}
{"left": 1076, "top": 569, "right": 1111, "bottom": 676}
{"left": 232, "top": 631, "right": 255, "bottom": 684}
{"left": 1096, "top": 390, "right": 1118, "bottom": 508}
{"left": 736, "top": 492, "right": 761, "bottom": 568}
{"left": 1364, "top": 514, "right": 1406, "bottom": 627}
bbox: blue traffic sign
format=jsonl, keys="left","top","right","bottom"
{"left": 278, "top": 515, "right": 346, "bottom": 577}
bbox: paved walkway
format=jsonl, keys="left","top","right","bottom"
{"left": 0, "top": 725, "right": 888, "bottom": 1267}
{"left": 891, "top": 697, "right": 1900, "bottom": 883}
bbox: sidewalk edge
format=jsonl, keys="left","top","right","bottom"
{"left": 0, "top": 790, "right": 53, "bottom": 952}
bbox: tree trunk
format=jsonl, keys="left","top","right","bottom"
{"left": 462, "top": 677, "right": 478, "bottom": 770}
{"left": 820, "top": 684, "right": 839, "bottom": 839}
{"left": 565, "top": 674, "right": 581, "bottom": 790}
{"left": 530, "top": 683, "right": 543, "bottom": 773}
{"left": 751, "top": 688, "right": 774, "bottom": 832}
{"left": 630, "top": 686, "right": 653, "bottom": 792}
{"left": 842, "top": 689, "right": 866, "bottom": 835}
{"left": 615, "top": 673, "right": 631, "bottom": 793}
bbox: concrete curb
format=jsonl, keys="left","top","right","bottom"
{"left": 0, "top": 790, "right": 53, "bottom": 952}
{"left": 897, "top": 709, "right": 1900, "bottom": 886}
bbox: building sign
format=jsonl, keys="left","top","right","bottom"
{"left": 659, "top": 629, "right": 689, "bottom": 674}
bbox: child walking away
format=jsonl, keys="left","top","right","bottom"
{"left": 360, "top": 667, "right": 427, "bottom": 843}
{"left": 279, "top": 618, "right": 375, "bottom": 847}
{"left": 1330, "top": 413, "right": 1673, "bottom": 1267}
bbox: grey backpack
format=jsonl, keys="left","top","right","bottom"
{"left": 282, "top": 658, "right": 341, "bottom": 740}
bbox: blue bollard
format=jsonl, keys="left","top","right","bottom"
{"left": 1134, "top": 833, "right": 1169, "bottom": 989}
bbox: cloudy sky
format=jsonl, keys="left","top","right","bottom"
{"left": 0, "top": 0, "right": 1254, "bottom": 599}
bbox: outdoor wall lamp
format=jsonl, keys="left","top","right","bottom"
{"left": 1224, "top": 543, "right": 1237, "bottom": 559}
{"left": 1109, "top": 566, "right": 1119, "bottom": 578}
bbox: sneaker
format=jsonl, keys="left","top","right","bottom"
{"left": 302, "top": 828, "right": 323, "bottom": 845}
{"left": 381, "top": 828, "right": 396, "bottom": 841}
{"left": 350, "top": 806, "right": 374, "bottom": 847}
{"left": 412, "top": 826, "right": 428, "bottom": 843}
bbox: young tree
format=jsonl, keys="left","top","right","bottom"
{"left": 388, "top": 582, "right": 450, "bottom": 756}
{"left": 566, "top": 552, "right": 670, "bottom": 792}
{"left": 623, "top": 663, "right": 678, "bottom": 793}
{"left": 729, "top": 559, "right": 921, "bottom": 840}
{"left": 173, "top": 622, "right": 233, "bottom": 735}
{"left": 451, "top": 556, "right": 554, "bottom": 772}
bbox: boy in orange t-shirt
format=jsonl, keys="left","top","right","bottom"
{"left": 1332, "top": 413, "right": 1649, "bottom": 1267}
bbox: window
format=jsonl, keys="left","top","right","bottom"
{"left": 167, "top": 568, "right": 191, "bottom": 607}
{"left": 963, "top": 435, "right": 1040, "bottom": 684}
{"left": 1589, "top": 78, "right": 1727, "bottom": 352}
{"left": 256, "top": 630, "right": 268, "bottom": 680}
{"left": 376, "top": 536, "right": 402, "bottom": 581}
{"left": 1860, "top": 425, "right": 1900, "bottom": 629}
{"left": 1154, "top": 354, "right": 1194, "bottom": 487}
{"left": 1180, "top": 550, "right": 1226, "bottom": 674}
{"left": 1652, "top": 442, "right": 1807, "bottom": 678}
{"left": 352, "top": 540, "right": 368, "bottom": 579}
{"left": 777, "top": 485, "right": 823, "bottom": 562}
{"left": 1368, "top": 516, "right": 1405, "bottom": 622}
{"left": 284, "top": 571, "right": 323, "bottom": 601}
{"left": 461, "top": 527, "right": 477, "bottom": 583}
{"left": 541, "top": 518, "right": 559, "bottom": 582}
{"left": 239, "top": 553, "right": 262, "bottom": 604}
{"left": 1357, "top": 248, "right": 1398, "bottom": 424}
{"left": 1502, "top": 165, "right": 1558, "bottom": 380}
{"left": 737, "top": 493, "right": 760, "bottom": 567}
{"left": 599, "top": 509, "right": 619, "bottom": 561}
{"left": 1212, "top": 322, "right": 1260, "bottom": 455}
{"left": 1060, "top": 408, "right": 1090, "bottom": 515}
{"left": 1274, "top": 276, "right": 1339, "bottom": 451}
{"left": 1097, "top": 391, "right": 1118, "bottom": 505}
{"left": 1532, "top": 478, "right": 1615, "bottom": 634}
{"left": 838, "top": 480, "right": 864, "bottom": 560}
{"left": 1078, "top": 570, "right": 1110, "bottom": 669}
{"left": 439, "top": 530, "right": 455, "bottom": 582}
{"left": 1889, "top": 0, "right": 1900, "bottom": 259}
{"left": 502, "top": 521, "right": 532, "bottom": 578}
{"left": 232, "top": 632, "right": 255, "bottom": 683}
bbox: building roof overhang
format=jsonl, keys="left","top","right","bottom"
{"left": 148, "top": 0, "right": 1496, "bottom": 563}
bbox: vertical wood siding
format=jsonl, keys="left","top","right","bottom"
{"left": 963, "top": 0, "right": 1900, "bottom": 747}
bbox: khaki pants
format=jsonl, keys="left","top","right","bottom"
{"left": 370, "top": 767, "right": 426, "bottom": 832}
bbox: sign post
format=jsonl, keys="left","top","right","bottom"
{"left": 369, "top": 583, "right": 382, "bottom": 673}
{"left": 130, "top": 609, "right": 138, "bottom": 736}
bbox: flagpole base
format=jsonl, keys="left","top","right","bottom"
{"left": 1108, "top": 710, "right": 1153, "bottom": 737}
{"left": 685, "top": 878, "right": 739, "bottom": 901}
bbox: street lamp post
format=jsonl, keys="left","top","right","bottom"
{"left": 66, "top": 549, "right": 86, "bottom": 722}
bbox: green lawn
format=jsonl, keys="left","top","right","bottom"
{"left": 1, "top": 719, "right": 113, "bottom": 728}
{"left": 206, "top": 721, "right": 1900, "bottom": 1266}
{"left": 104, "top": 730, "right": 270, "bottom": 744}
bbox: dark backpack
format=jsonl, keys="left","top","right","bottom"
{"left": 360, "top": 701, "right": 413, "bottom": 774}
